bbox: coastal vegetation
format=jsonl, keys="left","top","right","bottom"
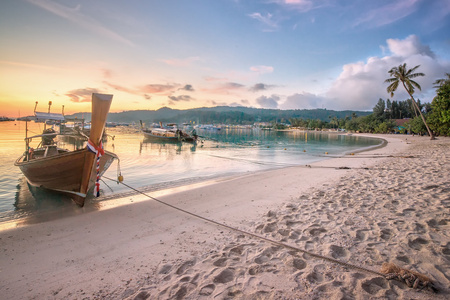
{"left": 70, "top": 107, "right": 371, "bottom": 127}
{"left": 385, "top": 64, "right": 434, "bottom": 139}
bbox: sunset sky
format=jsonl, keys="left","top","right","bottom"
{"left": 1, "top": 0, "right": 450, "bottom": 117}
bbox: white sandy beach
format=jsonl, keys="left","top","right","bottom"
{"left": 0, "top": 134, "right": 449, "bottom": 299}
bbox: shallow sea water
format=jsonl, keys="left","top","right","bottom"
{"left": 0, "top": 121, "right": 382, "bottom": 225}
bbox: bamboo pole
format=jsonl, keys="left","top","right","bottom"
{"left": 75, "top": 93, "right": 113, "bottom": 206}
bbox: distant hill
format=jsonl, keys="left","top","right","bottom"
{"left": 67, "top": 106, "right": 371, "bottom": 125}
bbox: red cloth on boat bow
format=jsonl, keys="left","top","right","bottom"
{"left": 87, "top": 139, "right": 104, "bottom": 197}
{"left": 87, "top": 139, "right": 104, "bottom": 156}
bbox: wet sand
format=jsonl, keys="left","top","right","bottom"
{"left": 0, "top": 134, "right": 449, "bottom": 299}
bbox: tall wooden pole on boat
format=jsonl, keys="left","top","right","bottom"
{"left": 25, "top": 120, "right": 28, "bottom": 160}
{"left": 76, "top": 93, "right": 113, "bottom": 206}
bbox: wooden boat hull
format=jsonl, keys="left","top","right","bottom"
{"left": 15, "top": 149, "right": 117, "bottom": 205}
{"left": 142, "top": 130, "right": 180, "bottom": 141}
{"left": 179, "top": 136, "right": 197, "bottom": 143}
{"left": 15, "top": 93, "right": 115, "bottom": 206}
{"left": 142, "top": 129, "right": 197, "bottom": 143}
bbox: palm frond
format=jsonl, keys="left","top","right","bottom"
{"left": 410, "top": 79, "right": 422, "bottom": 91}
{"left": 409, "top": 64, "right": 420, "bottom": 73}
{"left": 409, "top": 72, "right": 425, "bottom": 79}
{"left": 405, "top": 81, "right": 415, "bottom": 95}
{"left": 386, "top": 81, "right": 399, "bottom": 96}
{"left": 433, "top": 73, "right": 450, "bottom": 88}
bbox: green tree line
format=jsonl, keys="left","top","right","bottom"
{"left": 288, "top": 67, "right": 449, "bottom": 136}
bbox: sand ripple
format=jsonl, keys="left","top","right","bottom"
{"left": 103, "top": 138, "right": 450, "bottom": 299}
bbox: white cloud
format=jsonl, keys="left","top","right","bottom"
{"left": 279, "top": 92, "right": 324, "bottom": 109}
{"left": 271, "top": 0, "right": 315, "bottom": 12}
{"left": 322, "top": 35, "right": 449, "bottom": 110}
{"left": 353, "top": 0, "right": 420, "bottom": 28}
{"left": 248, "top": 12, "right": 279, "bottom": 31}
{"left": 387, "top": 35, "right": 435, "bottom": 58}
{"left": 256, "top": 95, "right": 280, "bottom": 108}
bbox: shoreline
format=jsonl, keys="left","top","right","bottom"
{"left": 0, "top": 131, "right": 385, "bottom": 229}
{"left": 0, "top": 134, "right": 449, "bottom": 299}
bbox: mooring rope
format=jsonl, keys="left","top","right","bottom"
{"left": 102, "top": 176, "right": 386, "bottom": 278}
{"left": 204, "top": 153, "right": 415, "bottom": 170}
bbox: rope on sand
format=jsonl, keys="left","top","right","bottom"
{"left": 102, "top": 176, "right": 438, "bottom": 293}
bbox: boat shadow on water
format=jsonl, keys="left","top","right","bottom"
{"left": 140, "top": 137, "right": 198, "bottom": 154}
{"left": 12, "top": 177, "right": 101, "bottom": 225}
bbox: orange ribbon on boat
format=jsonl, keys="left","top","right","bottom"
{"left": 87, "top": 139, "right": 104, "bottom": 197}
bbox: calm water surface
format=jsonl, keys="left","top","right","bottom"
{"left": 0, "top": 121, "right": 382, "bottom": 224}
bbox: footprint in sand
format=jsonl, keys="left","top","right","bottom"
{"left": 199, "top": 284, "right": 215, "bottom": 296}
{"left": 254, "top": 247, "right": 277, "bottom": 264}
{"left": 278, "top": 228, "right": 291, "bottom": 236}
{"left": 422, "top": 185, "right": 440, "bottom": 190}
{"left": 355, "top": 229, "right": 368, "bottom": 241}
{"left": 289, "top": 231, "right": 300, "bottom": 240}
{"left": 267, "top": 210, "right": 277, "bottom": 218}
{"left": 254, "top": 254, "right": 270, "bottom": 264}
{"left": 426, "top": 219, "right": 439, "bottom": 227}
{"left": 173, "top": 286, "right": 188, "bottom": 299}
{"left": 408, "top": 237, "right": 429, "bottom": 250}
{"left": 263, "top": 222, "right": 277, "bottom": 233}
{"left": 427, "top": 218, "right": 448, "bottom": 228}
{"left": 395, "top": 255, "right": 410, "bottom": 263}
{"left": 248, "top": 265, "right": 261, "bottom": 275}
{"left": 286, "top": 220, "right": 302, "bottom": 227}
{"left": 438, "top": 219, "right": 448, "bottom": 225}
{"left": 402, "top": 208, "right": 416, "bottom": 215}
{"left": 361, "top": 277, "right": 388, "bottom": 295}
{"left": 213, "top": 268, "right": 235, "bottom": 284}
{"left": 329, "top": 245, "right": 349, "bottom": 259}
{"left": 306, "top": 271, "right": 324, "bottom": 283}
{"left": 229, "top": 245, "right": 245, "bottom": 256}
{"left": 133, "top": 291, "right": 150, "bottom": 300}
{"left": 176, "top": 260, "right": 195, "bottom": 275}
{"left": 291, "top": 258, "right": 307, "bottom": 270}
{"left": 308, "top": 227, "right": 327, "bottom": 236}
{"left": 380, "top": 229, "right": 392, "bottom": 240}
{"left": 442, "top": 242, "right": 450, "bottom": 256}
{"left": 344, "top": 219, "right": 355, "bottom": 226}
{"left": 213, "top": 257, "right": 227, "bottom": 267}
{"left": 158, "top": 264, "right": 173, "bottom": 275}
{"left": 414, "top": 222, "right": 426, "bottom": 233}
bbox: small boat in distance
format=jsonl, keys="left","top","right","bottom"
{"left": 140, "top": 121, "right": 198, "bottom": 143}
{"left": 60, "top": 118, "right": 91, "bottom": 138}
{"left": 15, "top": 93, "right": 118, "bottom": 207}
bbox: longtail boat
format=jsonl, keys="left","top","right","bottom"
{"left": 15, "top": 93, "right": 118, "bottom": 206}
{"left": 140, "top": 121, "right": 198, "bottom": 143}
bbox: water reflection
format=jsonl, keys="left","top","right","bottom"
{"left": 10, "top": 177, "right": 100, "bottom": 226}
{"left": 14, "top": 177, "right": 71, "bottom": 211}
{"left": 139, "top": 138, "right": 198, "bottom": 155}
{"left": 57, "top": 135, "right": 86, "bottom": 150}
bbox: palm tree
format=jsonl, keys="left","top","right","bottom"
{"left": 385, "top": 63, "right": 435, "bottom": 139}
{"left": 433, "top": 73, "right": 450, "bottom": 88}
